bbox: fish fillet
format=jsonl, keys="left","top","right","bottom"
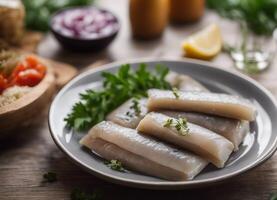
{"left": 85, "top": 138, "right": 195, "bottom": 181}
{"left": 106, "top": 74, "right": 208, "bottom": 129}
{"left": 147, "top": 89, "right": 257, "bottom": 121}
{"left": 80, "top": 121, "right": 208, "bottom": 180}
{"left": 165, "top": 72, "right": 209, "bottom": 92}
{"left": 165, "top": 77, "right": 249, "bottom": 151}
{"left": 137, "top": 112, "right": 234, "bottom": 168}
{"left": 106, "top": 98, "right": 148, "bottom": 129}
{"left": 160, "top": 111, "right": 249, "bottom": 151}
{"left": 178, "top": 75, "right": 209, "bottom": 92}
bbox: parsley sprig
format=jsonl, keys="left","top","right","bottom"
{"left": 65, "top": 64, "right": 171, "bottom": 131}
{"left": 163, "top": 118, "right": 190, "bottom": 136}
{"left": 126, "top": 98, "right": 141, "bottom": 117}
{"left": 104, "top": 160, "right": 125, "bottom": 172}
{"left": 172, "top": 87, "right": 180, "bottom": 99}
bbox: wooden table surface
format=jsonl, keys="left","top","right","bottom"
{"left": 1, "top": 0, "right": 277, "bottom": 199}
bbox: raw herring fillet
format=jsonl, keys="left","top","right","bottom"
{"left": 160, "top": 111, "right": 249, "bottom": 151}
{"left": 84, "top": 138, "right": 195, "bottom": 181}
{"left": 178, "top": 75, "right": 209, "bottom": 92}
{"left": 106, "top": 98, "right": 148, "bottom": 129}
{"left": 80, "top": 121, "right": 208, "bottom": 181}
{"left": 165, "top": 72, "right": 209, "bottom": 92}
{"left": 147, "top": 89, "right": 257, "bottom": 121}
{"left": 106, "top": 74, "right": 207, "bottom": 129}
{"left": 162, "top": 77, "right": 249, "bottom": 151}
{"left": 137, "top": 112, "right": 234, "bottom": 168}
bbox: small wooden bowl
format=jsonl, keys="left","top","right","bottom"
{"left": 0, "top": 57, "right": 56, "bottom": 135}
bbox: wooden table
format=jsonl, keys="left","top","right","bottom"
{"left": 1, "top": 0, "right": 276, "bottom": 199}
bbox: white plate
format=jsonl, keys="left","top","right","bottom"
{"left": 49, "top": 59, "right": 277, "bottom": 189}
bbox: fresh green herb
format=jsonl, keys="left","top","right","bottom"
{"left": 175, "top": 118, "right": 189, "bottom": 135}
{"left": 65, "top": 64, "right": 171, "bottom": 131}
{"left": 270, "top": 193, "right": 277, "bottom": 200}
{"left": 163, "top": 118, "right": 174, "bottom": 128}
{"left": 104, "top": 160, "right": 125, "bottom": 172}
{"left": 126, "top": 98, "right": 141, "bottom": 118}
{"left": 207, "top": 0, "right": 277, "bottom": 35}
{"left": 130, "top": 98, "right": 141, "bottom": 116}
{"left": 22, "top": 0, "right": 94, "bottom": 32}
{"left": 163, "top": 118, "right": 189, "bottom": 136}
{"left": 172, "top": 87, "right": 180, "bottom": 99}
{"left": 43, "top": 172, "right": 57, "bottom": 183}
{"left": 71, "top": 188, "right": 103, "bottom": 200}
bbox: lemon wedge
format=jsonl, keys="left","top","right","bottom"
{"left": 182, "top": 24, "right": 222, "bottom": 60}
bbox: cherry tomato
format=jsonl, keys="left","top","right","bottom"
{"left": 0, "top": 74, "right": 7, "bottom": 93}
{"left": 35, "top": 63, "right": 46, "bottom": 75}
{"left": 26, "top": 55, "right": 38, "bottom": 68}
{"left": 10, "top": 63, "right": 28, "bottom": 79}
{"left": 14, "top": 69, "right": 44, "bottom": 87}
{"left": 7, "top": 55, "right": 46, "bottom": 88}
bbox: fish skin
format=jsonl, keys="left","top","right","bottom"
{"left": 137, "top": 112, "right": 234, "bottom": 168}
{"left": 147, "top": 89, "right": 257, "bottom": 121}
{"left": 80, "top": 121, "right": 208, "bottom": 180}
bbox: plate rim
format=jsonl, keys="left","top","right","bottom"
{"left": 48, "top": 58, "right": 277, "bottom": 189}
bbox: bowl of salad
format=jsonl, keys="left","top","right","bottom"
{"left": 0, "top": 51, "right": 56, "bottom": 134}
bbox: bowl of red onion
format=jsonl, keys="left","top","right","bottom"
{"left": 50, "top": 6, "right": 120, "bottom": 52}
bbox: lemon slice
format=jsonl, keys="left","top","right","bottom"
{"left": 182, "top": 24, "right": 222, "bottom": 60}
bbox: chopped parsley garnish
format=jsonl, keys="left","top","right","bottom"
{"left": 65, "top": 64, "right": 171, "bottom": 131}
{"left": 126, "top": 98, "right": 141, "bottom": 118}
{"left": 172, "top": 87, "right": 180, "bottom": 99}
{"left": 71, "top": 188, "right": 103, "bottom": 200}
{"left": 104, "top": 160, "right": 125, "bottom": 172}
{"left": 163, "top": 118, "right": 173, "bottom": 128}
{"left": 43, "top": 172, "right": 57, "bottom": 183}
{"left": 163, "top": 117, "right": 189, "bottom": 136}
{"left": 130, "top": 98, "right": 141, "bottom": 116}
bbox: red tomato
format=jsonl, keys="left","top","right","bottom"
{"left": 35, "top": 63, "right": 46, "bottom": 75}
{"left": 14, "top": 69, "right": 44, "bottom": 87}
{"left": 0, "top": 74, "right": 7, "bottom": 93}
{"left": 10, "top": 63, "right": 28, "bottom": 79}
{"left": 26, "top": 55, "right": 38, "bottom": 68}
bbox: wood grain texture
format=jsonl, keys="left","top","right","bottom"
{"left": 1, "top": 0, "right": 276, "bottom": 199}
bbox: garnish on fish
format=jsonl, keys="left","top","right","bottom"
{"left": 137, "top": 112, "right": 234, "bottom": 168}
{"left": 80, "top": 121, "right": 208, "bottom": 180}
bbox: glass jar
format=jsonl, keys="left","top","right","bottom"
{"left": 169, "top": 0, "right": 205, "bottom": 23}
{"left": 129, "top": 0, "right": 169, "bottom": 39}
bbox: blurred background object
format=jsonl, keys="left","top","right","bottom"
{"left": 50, "top": 6, "right": 120, "bottom": 52}
{"left": 0, "top": 0, "right": 25, "bottom": 46}
{"left": 207, "top": 0, "right": 277, "bottom": 36}
{"left": 225, "top": 23, "right": 276, "bottom": 74}
{"left": 22, "top": 0, "right": 94, "bottom": 32}
{"left": 129, "top": 0, "right": 169, "bottom": 39}
{"left": 169, "top": 0, "right": 205, "bottom": 23}
{"left": 182, "top": 24, "right": 222, "bottom": 60}
{"left": 0, "top": 0, "right": 44, "bottom": 52}
{"left": 207, "top": 0, "right": 277, "bottom": 74}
